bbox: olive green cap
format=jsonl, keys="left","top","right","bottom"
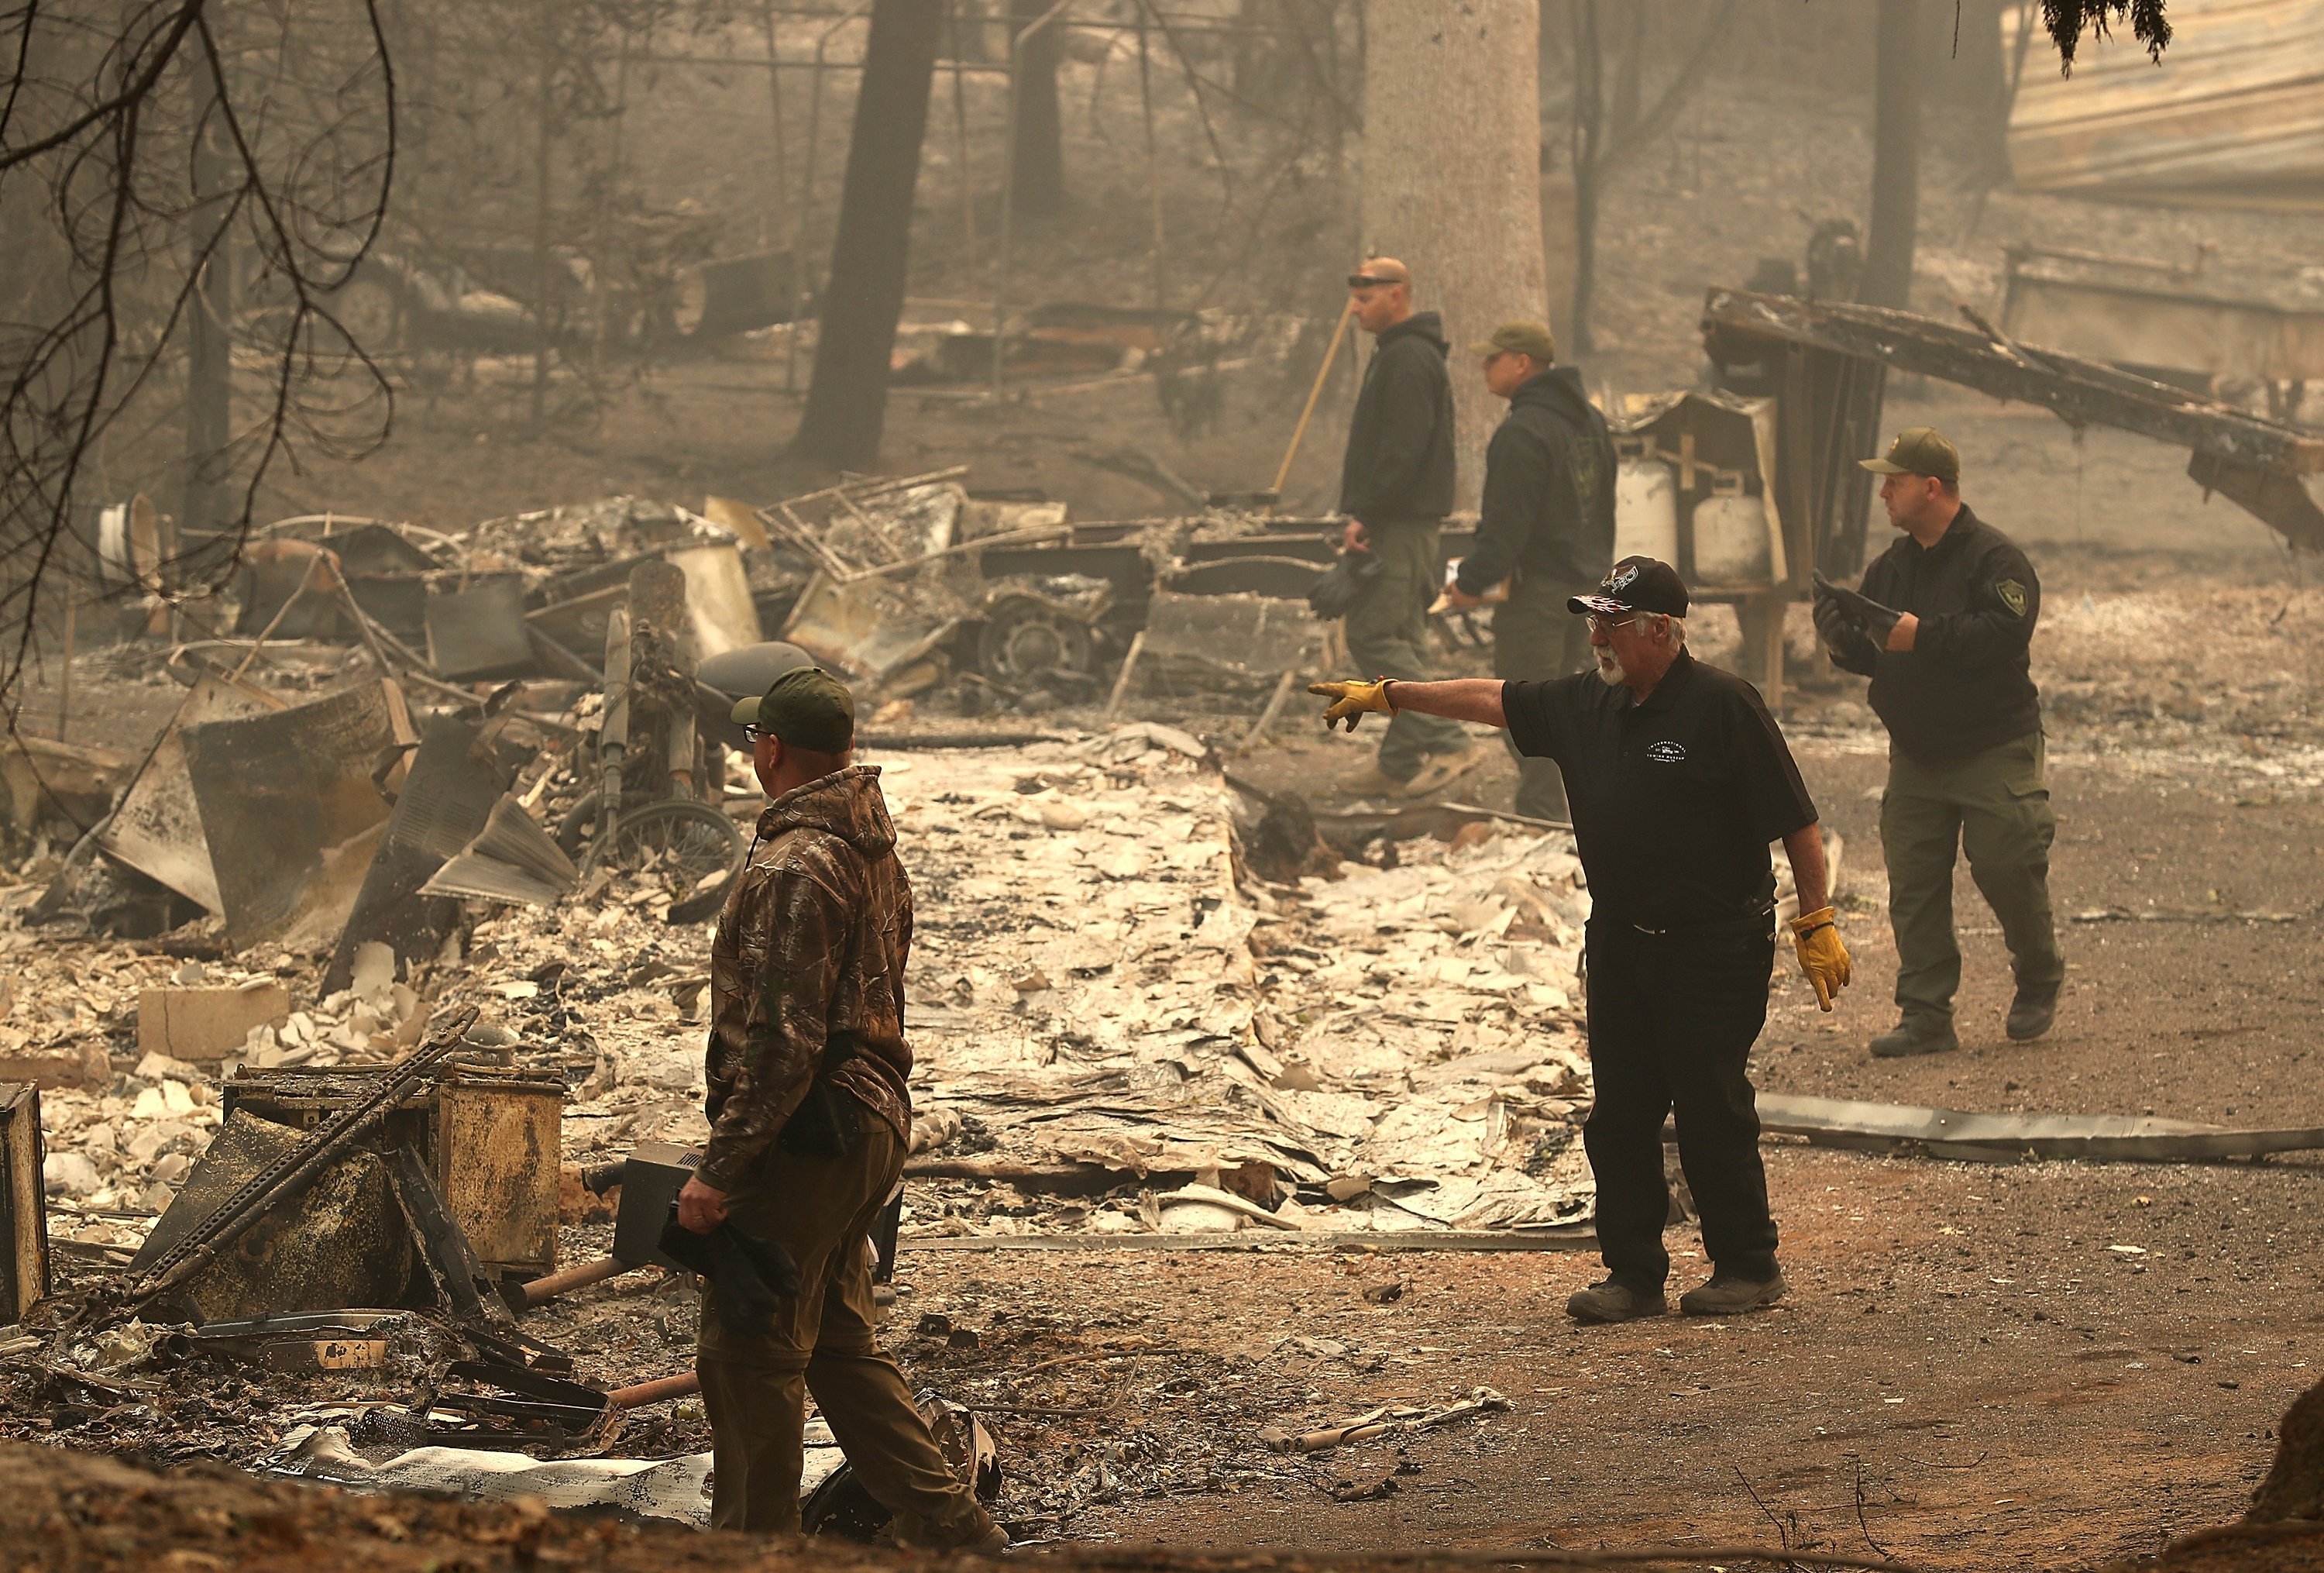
{"left": 1859, "top": 427, "right": 1961, "bottom": 483}
{"left": 731, "top": 665, "right": 855, "bottom": 752}
{"left": 1467, "top": 320, "right": 1556, "bottom": 362}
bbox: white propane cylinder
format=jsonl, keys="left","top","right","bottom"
{"left": 1691, "top": 492, "right": 1773, "bottom": 587}
{"left": 1614, "top": 459, "right": 1679, "bottom": 564}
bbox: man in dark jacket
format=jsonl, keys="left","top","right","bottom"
{"left": 676, "top": 666, "right": 1002, "bottom": 1548}
{"left": 1442, "top": 320, "right": 1617, "bottom": 821}
{"left": 1816, "top": 429, "right": 2063, "bottom": 1058}
{"left": 1332, "top": 257, "right": 1473, "bottom": 799}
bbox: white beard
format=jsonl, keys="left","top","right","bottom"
{"left": 1595, "top": 651, "right": 1627, "bottom": 687}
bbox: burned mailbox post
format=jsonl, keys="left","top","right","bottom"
{"left": 0, "top": 1085, "right": 50, "bottom": 1322}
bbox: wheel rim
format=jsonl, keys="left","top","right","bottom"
{"left": 607, "top": 800, "right": 744, "bottom": 900}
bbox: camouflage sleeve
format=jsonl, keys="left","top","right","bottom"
{"left": 698, "top": 865, "right": 848, "bottom": 1189}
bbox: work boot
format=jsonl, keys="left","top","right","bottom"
{"left": 2006, "top": 983, "right": 2059, "bottom": 1041}
{"left": 1679, "top": 1268, "right": 1787, "bottom": 1317}
{"left": 1336, "top": 760, "right": 1410, "bottom": 800}
{"left": 1565, "top": 1278, "right": 1667, "bottom": 1324}
{"left": 1397, "top": 746, "right": 1480, "bottom": 800}
{"left": 898, "top": 1503, "right": 1009, "bottom": 1554}
{"left": 1869, "top": 1017, "right": 1958, "bottom": 1058}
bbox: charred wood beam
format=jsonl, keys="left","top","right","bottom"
{"left": 1702, "top": 287, "right": 2324, "bottom": 477}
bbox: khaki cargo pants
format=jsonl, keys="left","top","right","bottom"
{"left": 1343, "top": 519, "right": 1468, "bottom": 781}
{"left": 1492, "top": 580, "right": 1593, "bottom": 822}
{"left": 1881, "top": 731, "right": 2065, "bottom": 1027}
{"left": 695, "top": 1117, "right": 992, "bottom": 1542}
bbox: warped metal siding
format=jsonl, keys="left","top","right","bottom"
{"left": 2006, "top": 0, "right": 2324, "bottom": 209}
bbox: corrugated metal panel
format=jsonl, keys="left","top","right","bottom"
{"left": 2006, "top": 0, "right": 2324, "bottom": 209}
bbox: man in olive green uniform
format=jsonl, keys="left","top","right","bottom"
{"left": 676, "top": 667, "right": 1002, "bottom": 1547}
{"left": 1814, "top": 429, "right": 2064, "bottom": 1058}
{"left": 1440, "top": 321, "right": 1616, "bottom": 822}
{"left": 1333, "top": 257, "right": 1474, "bottom": 799}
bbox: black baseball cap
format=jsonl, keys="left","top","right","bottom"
{"left": 1568, "top": 556, "right": 1690, "bottom": 620}
{"left": 730, "top": 665, "right": 855, "bottom": 752}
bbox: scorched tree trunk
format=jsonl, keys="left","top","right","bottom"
{"left": 1360, "top": 0, "right": 1547, "bottom": 505}
{"left": 1009, "top": 0, "right": 1067, "bottom": 218}
{"left": 1862, "top": 0, "right": 1922, "bottom": 310}
{"left": 791, "top": 0, "right": 946, "bottom": 470}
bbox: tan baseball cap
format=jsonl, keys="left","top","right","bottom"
{"left": 1859, "top": 427, "right": 1961, "bottom": 483}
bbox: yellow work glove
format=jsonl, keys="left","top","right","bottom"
{"left": 1788, "top": 906, "right": 1851, "bottom": 1011}
{"left": 1308, "top": 678, "right": 1394, "bottom": 733}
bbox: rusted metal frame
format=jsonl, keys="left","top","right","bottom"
{"left": 124, "top": 1006, "right": 482, "bottom": 1308}
{"left": 1704, "top": 287, "right": 2324, "bottom": 475}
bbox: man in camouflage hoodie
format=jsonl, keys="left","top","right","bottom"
{"left": 676, "top": 666, "right": 1000, "bottom": 1547}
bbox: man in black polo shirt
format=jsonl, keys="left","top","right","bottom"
{"left": 1815, "top": 428, "right": 2062, "bottom": 1058}
{"left": 1312, "top": 557, "right": 1852, "bottom": 1322}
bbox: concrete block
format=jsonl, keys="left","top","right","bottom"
{"left": 137, "top": 981, "right": 290, "bottom": 1064}
{"left": 0, "top": 1038, "right": 108, "bottom": 1090}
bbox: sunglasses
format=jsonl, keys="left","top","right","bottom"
{"left": 1346, "top": 274, "right": 1402, "bottom": 289}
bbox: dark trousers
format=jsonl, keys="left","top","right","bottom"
{"left": 696, "top": 1117, "right": 990, "bottom": 1541}
{"left": 1492, "top": 580, "right": 1594, "bottom": 821}
{"left": 1582, "top": 916, "right": 1779, "bottom": 1287}
{"left": 1342, "top": 519, "right": 1468, "bottom": 779}
{"left": 1882, "top": 732, "right": 2064, "bottom": 1026}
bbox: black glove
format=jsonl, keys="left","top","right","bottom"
{"left": 1307, "top": 551, "right": 1384, "bottom": 621}
{"left": 659, "top": 1202, "right": 803, "bottom": 1334}
{"left": 1812, "top": 572, "right": 1903, "bottom": 642}
{"left": 1810, "top": 585, "right": 1858, "bottom": 650}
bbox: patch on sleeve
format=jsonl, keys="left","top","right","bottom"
{"left": 1996, "top": 578, "right": 2028, "bottom": 617}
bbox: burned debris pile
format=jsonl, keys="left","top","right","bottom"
{"left": 0, "top": 470, "right": 1572, "bottom": 1533}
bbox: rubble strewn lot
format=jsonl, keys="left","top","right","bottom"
{"left": 5, "top": 414, "right": 2324, "bottom": 1565}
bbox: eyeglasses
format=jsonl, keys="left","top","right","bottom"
{"left": 1346, "top": 274, "right": 1402, "bottom": 289}
{"left": 1584, "top": 612, "right": 1642, "bottom": 634}
{"left": 742, "top": 724, "right": 766, "bottom": 743}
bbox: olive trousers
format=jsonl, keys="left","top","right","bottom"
{"left": 1881, "top": 731, "right": 2065, "bottom": 1027}
{"left": 1492, "top": 581, "right": 1594, "bottom": 821}
{"left": 1342, "top": 520, "right": 1468, "bottom": 780}
{"left": 696, "top": 1117, "right": 991, "bottom": 1542}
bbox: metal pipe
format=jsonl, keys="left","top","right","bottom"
{"left": 610, "top": 1371, "right": 700, "bottom": 1409}
{"left": 597, "top": 605, "right": 631, "bottom": 850}
{"left": 992, "top": 0, "right": 1075, "bottom": 395}
{"left": 521, "top": 1255, "right": 638, "bottom": 1306}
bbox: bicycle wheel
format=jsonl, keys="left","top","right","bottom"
{"left": 606, "top": 799, "right": 746, "bottom": 907}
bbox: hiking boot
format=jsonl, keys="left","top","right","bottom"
{"left": 1679, "top": 1268, "right": 1787, "bottom": 1317}
{"left": 2006, "top": 983, "right": 2059, "bottom": 1041}
{"left": 1869, "top": 1017, "right": 1958, "bottom": 1058}
{"left": 1566, "top": 1279, "right": 1667, "bottom": 1324}
{"left": 1397, "top": 747, "right": 1480, "bottom": 800}
{"left": 899, "top": 1505, "right": 1009, "bottom": 1554}
{"left": 1336, "top": 760, "right": 1410, "bottom": 799}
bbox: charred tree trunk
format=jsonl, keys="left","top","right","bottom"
{"left": 1567, "top": 0, "right": 1604, "bottom": 356}
{"left": 185, "top": 58, "right": 232, "bottom": 536}
{"left": 790, "top": 0, "right": 945, "bottom": 470}
{"left": 1009, "top": 0, "right": 1067, "bottom": 218}
{"left": 1360, "top": 0, "right": 1546, "bottom": 504}
{"left": 1862, "top": 0, "right": 1922, "bottom": 309}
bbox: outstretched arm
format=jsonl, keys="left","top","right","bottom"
{"left": 1311, "top": 676, "right": 1508, "bottom": 731}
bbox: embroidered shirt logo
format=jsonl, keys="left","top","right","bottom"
{"left": 1996, "top": 578, "right": 2029, "bottom": 617}
{"left": 1646, "top": 739, "right": 1686, "bottom": 763}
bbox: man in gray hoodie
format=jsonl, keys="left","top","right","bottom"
{"left": 1441, "top": 321, "right": 1616, "bottom": 822}
{"left": 1333, "top": 257, "right": 1474, "bottom": 798}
